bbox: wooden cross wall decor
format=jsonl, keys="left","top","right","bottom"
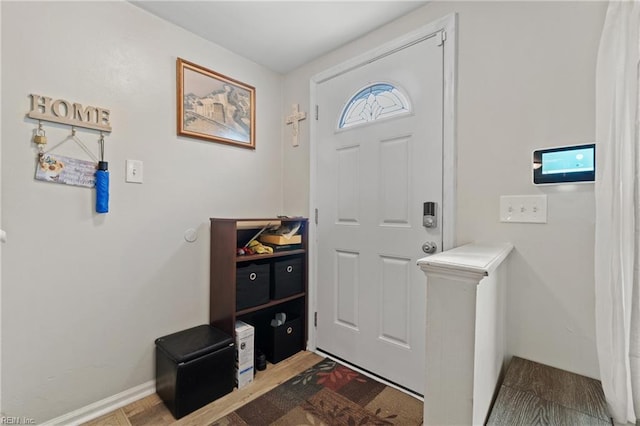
{"left": 285, "top": 104, "right": 306, "bottom": 147}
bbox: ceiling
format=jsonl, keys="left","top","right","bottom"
{"left": 130, "top": 1, "right": 428, "bottom": 74}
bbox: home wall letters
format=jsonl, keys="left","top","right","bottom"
{"left": 28, "top": 93, "right": 112, "bottom": 132}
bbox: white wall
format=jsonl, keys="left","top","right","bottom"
{"left": 1, "top": 2, "right": 283, "bottom": 421}
{"left": 0, "top": 0, "right": 3, "bottom": 415}
{"left": 283, "top": 1, "right": 606, "bottom": 379}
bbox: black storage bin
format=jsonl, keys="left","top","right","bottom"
{"left": 265, "top": 316, "right": 303, "bottom": 364}
{"left": 271, "top": 256, "right": 304, "bottom": 299}
{"left": 155, "top": 325, "right": 234, "bottom": 419}
{"left": 236, "top": 262, "right": 270, "bottom": 311}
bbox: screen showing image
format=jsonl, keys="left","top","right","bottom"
{"left": 541, "top": 147, "right": 595, "bottom": 175}
{"left": 533, "top": 143, "right": 595, "bottom": 184}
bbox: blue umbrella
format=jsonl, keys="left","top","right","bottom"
{"left": 96, "top": 134, "right": 109, "bottom": 213}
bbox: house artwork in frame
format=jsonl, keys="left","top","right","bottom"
{"left": 177, "top": 58, "right": 255, "bottom": 149}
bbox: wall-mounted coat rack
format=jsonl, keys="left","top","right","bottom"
{"left": 27, "top": 93, "right": 112, "bottom": 213}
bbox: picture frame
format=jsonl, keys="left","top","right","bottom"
{"left": 177, "top": 58, "right": 256, "bottom": 149}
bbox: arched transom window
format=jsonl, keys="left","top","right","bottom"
{"left": 338, "top": 82, "right": 412, "bottom": 129}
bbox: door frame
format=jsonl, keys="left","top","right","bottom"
{"left": 307, "top": 13, "right": 458, "bottom": 352}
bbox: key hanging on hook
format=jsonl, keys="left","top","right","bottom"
{"left": 33, "top": 121, "right": 48, "bottom": 154}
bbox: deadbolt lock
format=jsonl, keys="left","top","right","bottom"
{"left": 423, "top": 202, "right": 437, "bottom": 228}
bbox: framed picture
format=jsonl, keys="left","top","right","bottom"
{"left": 177, "top": 58, "right": 256, "bottom": 149}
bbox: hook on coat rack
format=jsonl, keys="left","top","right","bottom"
{"left": 40, "top": 125, "right": 99, "bottom": 163}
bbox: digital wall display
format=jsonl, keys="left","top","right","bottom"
{"left": 533, "top": 144, "right": 595, "bottom": 184}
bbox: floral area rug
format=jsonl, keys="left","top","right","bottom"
{"left": 213, "top": 358, "right": 423, "bottom": 425}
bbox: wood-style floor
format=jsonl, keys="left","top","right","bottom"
{"left": 487, "top": 357, "right": 612, "bottom": 425}
{"left": 85, "top": 352, "right": 612, "bottom": 426}
{"left": 83, "top": 351, "right": 323, "bottom": 426}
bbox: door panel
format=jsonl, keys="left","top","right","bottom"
{"left": 337, "top": 146, "right": 360, "bottom": 224}
{"left": 379, "top": 136, "right": 411, "bottom": 226}
{"left": 335, "top": 250, "right": 359, "bottom": 329}
{"left": 379, "top": 255, "right": 411, "bottom": 346}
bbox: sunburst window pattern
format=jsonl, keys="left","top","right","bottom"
{"left": 338, "top": 83, "right": 411, "bottom": 129}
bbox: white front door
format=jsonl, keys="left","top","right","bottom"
{"left": 315, "top": 32, "right": 444, "bottom": 394}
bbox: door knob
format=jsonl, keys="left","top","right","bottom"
{"left": 422, "top": 241, "right": 437, "bottom": 254}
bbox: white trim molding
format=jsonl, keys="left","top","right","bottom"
{"left": 418, "top": 242, "right": 513, "bottom": 280}
{"left": 40, "top": 380, "right": 155, "bottom": 426}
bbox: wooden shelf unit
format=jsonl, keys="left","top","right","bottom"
{"left": 236, "top": 249, "right": 306, "bottom": 263}
{"left": 209, "top": 217, "right": 309, "bottom": 346}
{"left": 235, "top": 292, "right": 306, "bottom": 317}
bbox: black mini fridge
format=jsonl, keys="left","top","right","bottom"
{"left": 155, "top": 325, "right": 234, "bottom": 419}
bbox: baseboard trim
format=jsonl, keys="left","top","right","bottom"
{"left": 41, "top": 380, "right": 156, "bottom": 426}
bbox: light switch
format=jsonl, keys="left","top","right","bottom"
{"left": 126, "top": 160, "right": 143, "bottom": 183}
{"left": 500, "top": 195, "right": 547, "bottom": 223}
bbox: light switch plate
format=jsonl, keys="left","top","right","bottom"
{"left": 126, "top": 160, "right": 143, "bottom": 183}
{"left": 500, "top": 195, "right": 547, "bottom": 223}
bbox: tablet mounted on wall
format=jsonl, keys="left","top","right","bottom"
{"left": 533, "top": 143, "right": 595, "bottom": 185}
